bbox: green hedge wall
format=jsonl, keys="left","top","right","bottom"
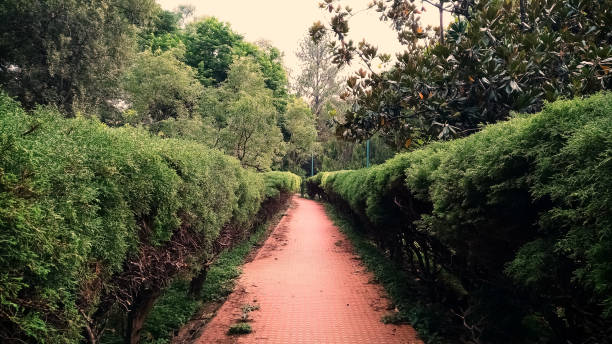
{"left": 262, "top": 171, "right": 301, "bottom": 198}
{"left": 307, "top": 93, "right": 612, "bottom": 343}
{"left": 0, "top": 93, "right": 300, "bottom": 343}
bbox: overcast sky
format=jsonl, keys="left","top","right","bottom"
{"left": 156, "top": 0, "right": 448, "bottom": 77}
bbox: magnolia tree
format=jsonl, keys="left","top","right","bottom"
{"left": 311, "top": 0, "right": 611, "bottom": 144}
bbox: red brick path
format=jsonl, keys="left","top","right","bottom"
{"left": 195, "top": 196, "right": 423, "bottom": 344}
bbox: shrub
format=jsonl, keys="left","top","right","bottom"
{"left": 262, "top": 171, "right": 301, "bottom": 198}
{"left": 0, "top": 92, "right": 300, "bottom": 343}
{"left": 307, "top": 93, "right": 612, "bottom": 343}
{"left": 227, "top": 322, "right": 251, "bottom": 335}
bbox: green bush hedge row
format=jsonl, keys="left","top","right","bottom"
{"left": 0, "top": 93, "right": 300, "bottom": 343}
{"left": 307, "top": 93, "right": 612, "bottom": 343}
{"left": 262, "top": 171, "right": 301, "bottom": 198}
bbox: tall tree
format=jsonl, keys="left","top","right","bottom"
{"left": 234, "top": 40, "right": 290, "bottom": 113}
{"left": 0, "top": 0, "right": 157, "bottom": 114}
{"left": 313, "top": 0, "right": 611, "bottom": 143}
{"left": 121, "top": 50, "right": 203, "bottom": 125}
{"left": 183, "top": 17, "right": 242, "bottom": 86}
{"left": 293, "top": 31, "right": 342, "bottom": 119}
{"left": 201, "top": 57, "right": 285, "bottom": 171}
{"left": 182, "top": 17, "right": 289, "bottom": 112}
{"left": 138, "top": 9, "right": 183, "bottom": 52}
{"left": 281, "top": 98, "right": 318, "bottom": 175}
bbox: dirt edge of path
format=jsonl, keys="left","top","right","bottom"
{"left": 170, "top": 198, "right": 296, "bottom": 344}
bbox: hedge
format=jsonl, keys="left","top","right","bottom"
{"left": 307, "top": 93, "right": 612, "bottom": 343}
{"left": 0, "top": 93, "right": 300, "bottom": 343}
{"left": 262, "top": 171, "right": 301, "bottom": 198}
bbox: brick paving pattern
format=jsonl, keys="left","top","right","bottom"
{"left": 196, "top": 196, "right": 423, "bottom": 344}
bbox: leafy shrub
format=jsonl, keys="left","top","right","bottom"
{"left": 227, "top": 322, "right": 251, "bottom": 335}
{"left": 0, "top": 93, "right": 300, "bottom": 343}
{"left": 262, "top": 171, "right": 301, "bottom": 198}
{"left": 307, "top": 93, "right": 612, "bottom": 343}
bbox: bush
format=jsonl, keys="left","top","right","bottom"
{"left": 262, "top": 171, "right": 301, "bottom": 198}
{"left": 227, "top": 322, "right": 251, "bottom": 335}
{"left": 0, "top": 93, "right": 300, "bottom": 343}
{"left": 307, "top": 93, "right": 612, "bottom": 343}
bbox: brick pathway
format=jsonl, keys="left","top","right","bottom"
{"left": 195, "top": 196, "right": 422, "bottom": 344}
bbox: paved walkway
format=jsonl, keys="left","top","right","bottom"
{"left": 196, "top": 196, "right": 422, "bottom": 344}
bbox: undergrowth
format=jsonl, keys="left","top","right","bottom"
{"left": 136, "top": 220, "right": 275, "bottom": 343}
{"left": 227, "top": 322, "right": 252, "bottom": 335}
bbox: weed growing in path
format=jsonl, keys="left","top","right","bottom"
{"left": 228, "top": 322, "right": 252, "bottom": 335}
{"left": 240, "top": 303, "right": 260, "bottom": 321}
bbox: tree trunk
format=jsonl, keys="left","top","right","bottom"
{"left": 189, "top": 265, "right": 209, "bottom": 298}
{"left": 519, "top": 0, "right": 527, "bottom": 27}
{"left": 80, "top": 309, "right": 97, "bottom": 344}
{"left": 125, "top": 288, "right": 161, "bottom": 344}
{"left": 439, "top": 3, "right": 445, "bottom": 44}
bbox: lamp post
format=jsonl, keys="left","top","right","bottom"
{"left": 366, "top": 139, "right": 370, "bottom": 168}
{"left": 311, "top": 151, "right": 314, "bottom": 177}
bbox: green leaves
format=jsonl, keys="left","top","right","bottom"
{"left": 0, "top": 93, "right": 300, "bottom": 342}
{"left": 201, "top": 57, "right": 285, "bottom": 172}
{"left": 281, "top": 98, "right": 318, "bottom": 175}
{"left": 122, "top": 50, "right": 203, "bottom": 124}
{"left": 184, "top": 17, "right": 243, "bottom": 86}
{"left": 320, "top": 0, "right": 611, "bottom": 144}
{"left": 308, "top": 93, "right": 612, "bottom": 342}
{"left": 0, "top": 0, "right": 158, "bottom": 115}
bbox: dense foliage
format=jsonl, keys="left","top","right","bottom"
{"left": 307, "top": 93, "right": 612, "bottom": 343}
{"left": 279, "top": 98, "right": 319, "bottom": 175}
{"left": 291, "top": 30, "right": 400, "bottom": 174}
{"left": 313, "top": 0, "right": 612, "bottom": 144}
{"left": 0, "top": 93, "right": 300, "bottom": 343}
{"left": 121, "top": 50, "right": 203, "bottom": 125}
{"left": 0, "top": 0, "right": 158, "bottom": 115}
{"left": 262, "top": 171, "right": 302, "bottom": 198}
{"left": 201, "top": 57, "right": 286, "bottom": 171}
{"left": 181, "top": 17, "right": 289, "bottom": 112}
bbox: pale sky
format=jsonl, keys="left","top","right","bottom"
{"left": 156, "top": 0, "right": 448, "bottom": 77}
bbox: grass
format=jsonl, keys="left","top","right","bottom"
{"left": 240, "top": 303, "right": 260, "bottom": 321}
{"left": 381, "top": 312, "right": 404, "bottom": 325}
{"left": 323, "top": 204, "right": 452, "bottom": 344}
{"left": 227, "top": 322, "right": 252, "bottom": 335}
{"left": 133, "top": 219, "right": 278, "bottom": 344}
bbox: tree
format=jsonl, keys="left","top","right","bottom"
{"left": 183, "top": 18, "right": 289, "bottom": 112}
{"left": 183, "top": 17, "right": 243, "bottom": 86}
{"left": 138, "top": 9, "right": 184, "bottom": 52}
{"left": 0, "top": 0, "right": 158, "bottom": 115}
{"left": 281, "top": 98, "right": 318, "bottom": 175}
{"left": 234, "top": 40, "right": 290, "bottom": 113}
{"left": 313, "top": 0, "right": 612, "bottom": 143}
{"left": 121, "top": 50, "right": 203, "bottom": 124}
{"left": 293, "top": 32, "right": 343, "bottom": 120}
{"left": 201, "top": 57, "right": 285, "bottom": 171}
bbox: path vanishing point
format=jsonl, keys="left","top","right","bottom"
{"left": 196, "top": 196, "right": 423, "bottom": 344}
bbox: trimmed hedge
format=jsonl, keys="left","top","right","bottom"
{"left": 307, "top": 93, "right": 612, "bottom": 343}
{"left": 262, "top": 171, "right": 301, "bottom": 198}
{"left": 0, "top": 93, "right": 300, "bottom": 343}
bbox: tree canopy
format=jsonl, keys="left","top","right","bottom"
{"left": 201, "top": 57, "right": 286, "bottom": 171}
{"left": 313, "top": 0, "right": 612, "bottom": 144}
{"left": 184, "top": 17, "right": 243, "bottom": 86}
{"left": 0, "top": 0, "right": 158, "bottom": 115}
{"left": 280, "top": 98, "right": 319, "bottom": 175}
{"left": 122, "top": 50, "right": 203, "bottom": 124}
